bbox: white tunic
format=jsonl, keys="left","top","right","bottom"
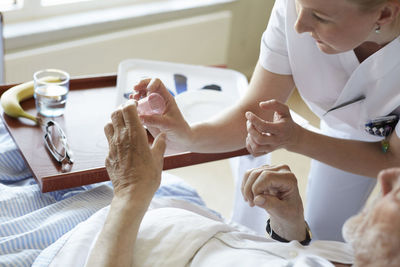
{"left": 260, "top": 0, "right": 400, "bottom": 141}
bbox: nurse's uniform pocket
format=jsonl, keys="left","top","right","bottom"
{"left": 323, "top": 99, "right": 367, "bottom": 133}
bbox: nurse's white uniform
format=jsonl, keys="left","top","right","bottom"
{"left": 257, "top": 0, "right": 400, "bottom": 241}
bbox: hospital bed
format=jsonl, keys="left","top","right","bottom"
{"left": 0, "top": 112, "right": 314, "bottom": 267}
{"left": 0, "top": 62, "right": 316, "bottom": 265}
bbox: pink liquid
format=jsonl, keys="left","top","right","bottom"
{"left": 137, "top": 93, "right": 166, "bottom": 115}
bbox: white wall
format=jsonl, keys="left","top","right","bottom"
{"left": 4, "top": 0, "right": 274, "bottom": 83}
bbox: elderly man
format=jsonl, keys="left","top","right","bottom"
{"left": 56, "top": 100, "right": 398, "bottom": 266}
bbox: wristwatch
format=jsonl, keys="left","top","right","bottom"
{"left": 266, "top": 218, "right": 312, "bottom": 246}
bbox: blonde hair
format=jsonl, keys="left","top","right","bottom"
{"left": 349, "top": 0, "right": 392, "bottom": 11}
{"left": 349, "top": 0, "right": 400, "bottom": 29}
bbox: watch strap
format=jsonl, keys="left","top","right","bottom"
{"left": 266, "top": 218, "right": 312, "bottom": 246}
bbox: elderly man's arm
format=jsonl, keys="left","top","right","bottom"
{"left": 241, "top": 164, "right": 307, "bottom": 242}
{"left": 85, "top": 194, "right": 148, "bottom": 267}
{"left": 85, "top": 100, "right": 166, "bottom": 267}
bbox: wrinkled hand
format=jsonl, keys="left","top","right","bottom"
{"left": 246, "top": 99, "right": 302, "bottom": 156}
{"left": 132, "top": 78, "right": 192, "bottom": 152}
{"left": 104, "top": 100, "right": 166, "bottom": 200}
{"left": 241, "top": 164, "right": 304, "bottom": 225}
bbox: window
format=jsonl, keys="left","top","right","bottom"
{"left": 2, "top": 0, "right": 160, "bottom": 23}
{"left": 0, "top": 0, "right": 19, "bottom": 12}
{"left": 3, "top": 0, "right": 230, "bottom": 53}
{"left": 42, "top": 0, "right": 94, "bottom": 6}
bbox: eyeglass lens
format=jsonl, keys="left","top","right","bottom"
{"left": 46, "top": 123, "right": 66, "bottom": 158}
{"left": 44, "top": 121, "right": 73, "bottom": 164}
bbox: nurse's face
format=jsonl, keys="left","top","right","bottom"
{"left": 294, "top": 0, "right": 380, "bottom": 54}
{"left": 342, "top": 168, "right": 400, "bottom": 266}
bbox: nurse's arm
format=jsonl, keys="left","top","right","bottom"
{"left": 290, "top": 127, "right": 400, "bottom": 178}
{"left": 188, "top": 62, "right": 295, "bottom": 153}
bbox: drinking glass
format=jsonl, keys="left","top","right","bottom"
{"left": 34, "top": 69, "right": 70, "bottom": 117}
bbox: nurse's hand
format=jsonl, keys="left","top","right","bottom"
{"left": 132, "top": 78, "right": 193, "bottom": 152}
{"left": 245, "top": 99, "right": 302, "bottom": 156}
{"left": 241, "top": 164, "right": 306, "bottom": 241}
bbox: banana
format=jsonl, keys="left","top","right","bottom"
{"left": 1, "top": 77, "right": 61, "bottom": 124}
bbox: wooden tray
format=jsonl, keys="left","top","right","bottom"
{"left": 0, "top": 75, "right": 248, "bottom": 192}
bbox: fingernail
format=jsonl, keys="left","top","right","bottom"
{"left": 396, "top": 191, "right": 400, "bottom": 201}
{"left": 127, "top": 99, "right": 137, "bottom": 106}
{"left": 254, "top": 196, "right": 265, "bottom": 205}
{"left": 260, "top": 100, "right": 270, "bottom": 105}
{"left": 245, "top": 112, "right": 251, "bottom": 119}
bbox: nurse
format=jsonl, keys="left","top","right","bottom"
{"left": 134, "top": 0, "right": 400, "bottom": 241}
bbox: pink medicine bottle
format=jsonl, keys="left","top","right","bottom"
{"left": 137, "top": 93, "right": 166, "bottom": 115}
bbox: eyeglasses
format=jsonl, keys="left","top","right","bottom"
{"left": 43, "top": 120, "right": 74, "bottom": 164}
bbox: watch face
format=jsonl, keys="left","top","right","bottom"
{"left": 305, "top": 221, "right": 312, "bottom": 240}
{"left": 266, "top": 219, "right": 272, "bottom": 236}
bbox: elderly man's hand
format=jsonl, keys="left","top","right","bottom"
{"left": 104, "top": 99, "right": 166, "bottom": 202}
{"left": 241, "top": 164, "right": 306, "bottom": 241}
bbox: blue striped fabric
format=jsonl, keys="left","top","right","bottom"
{"left": 0, "top": 122, "right": 31, "bottom": 184}
{"left": 0, "top": 119, "right": 114, "bottom": 266}
{"left": 33, "top": 177, "right": 212, "bottom": 266}
{"left": 0, "top": 118, "right": 210, "bottom": 266}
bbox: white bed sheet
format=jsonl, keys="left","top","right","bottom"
{"left": 35, "top": 198, "right": 353, "bottom": 267}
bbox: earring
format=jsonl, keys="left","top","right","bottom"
{"left": 375, "top": 24, "right": 381, "bottom": 34}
